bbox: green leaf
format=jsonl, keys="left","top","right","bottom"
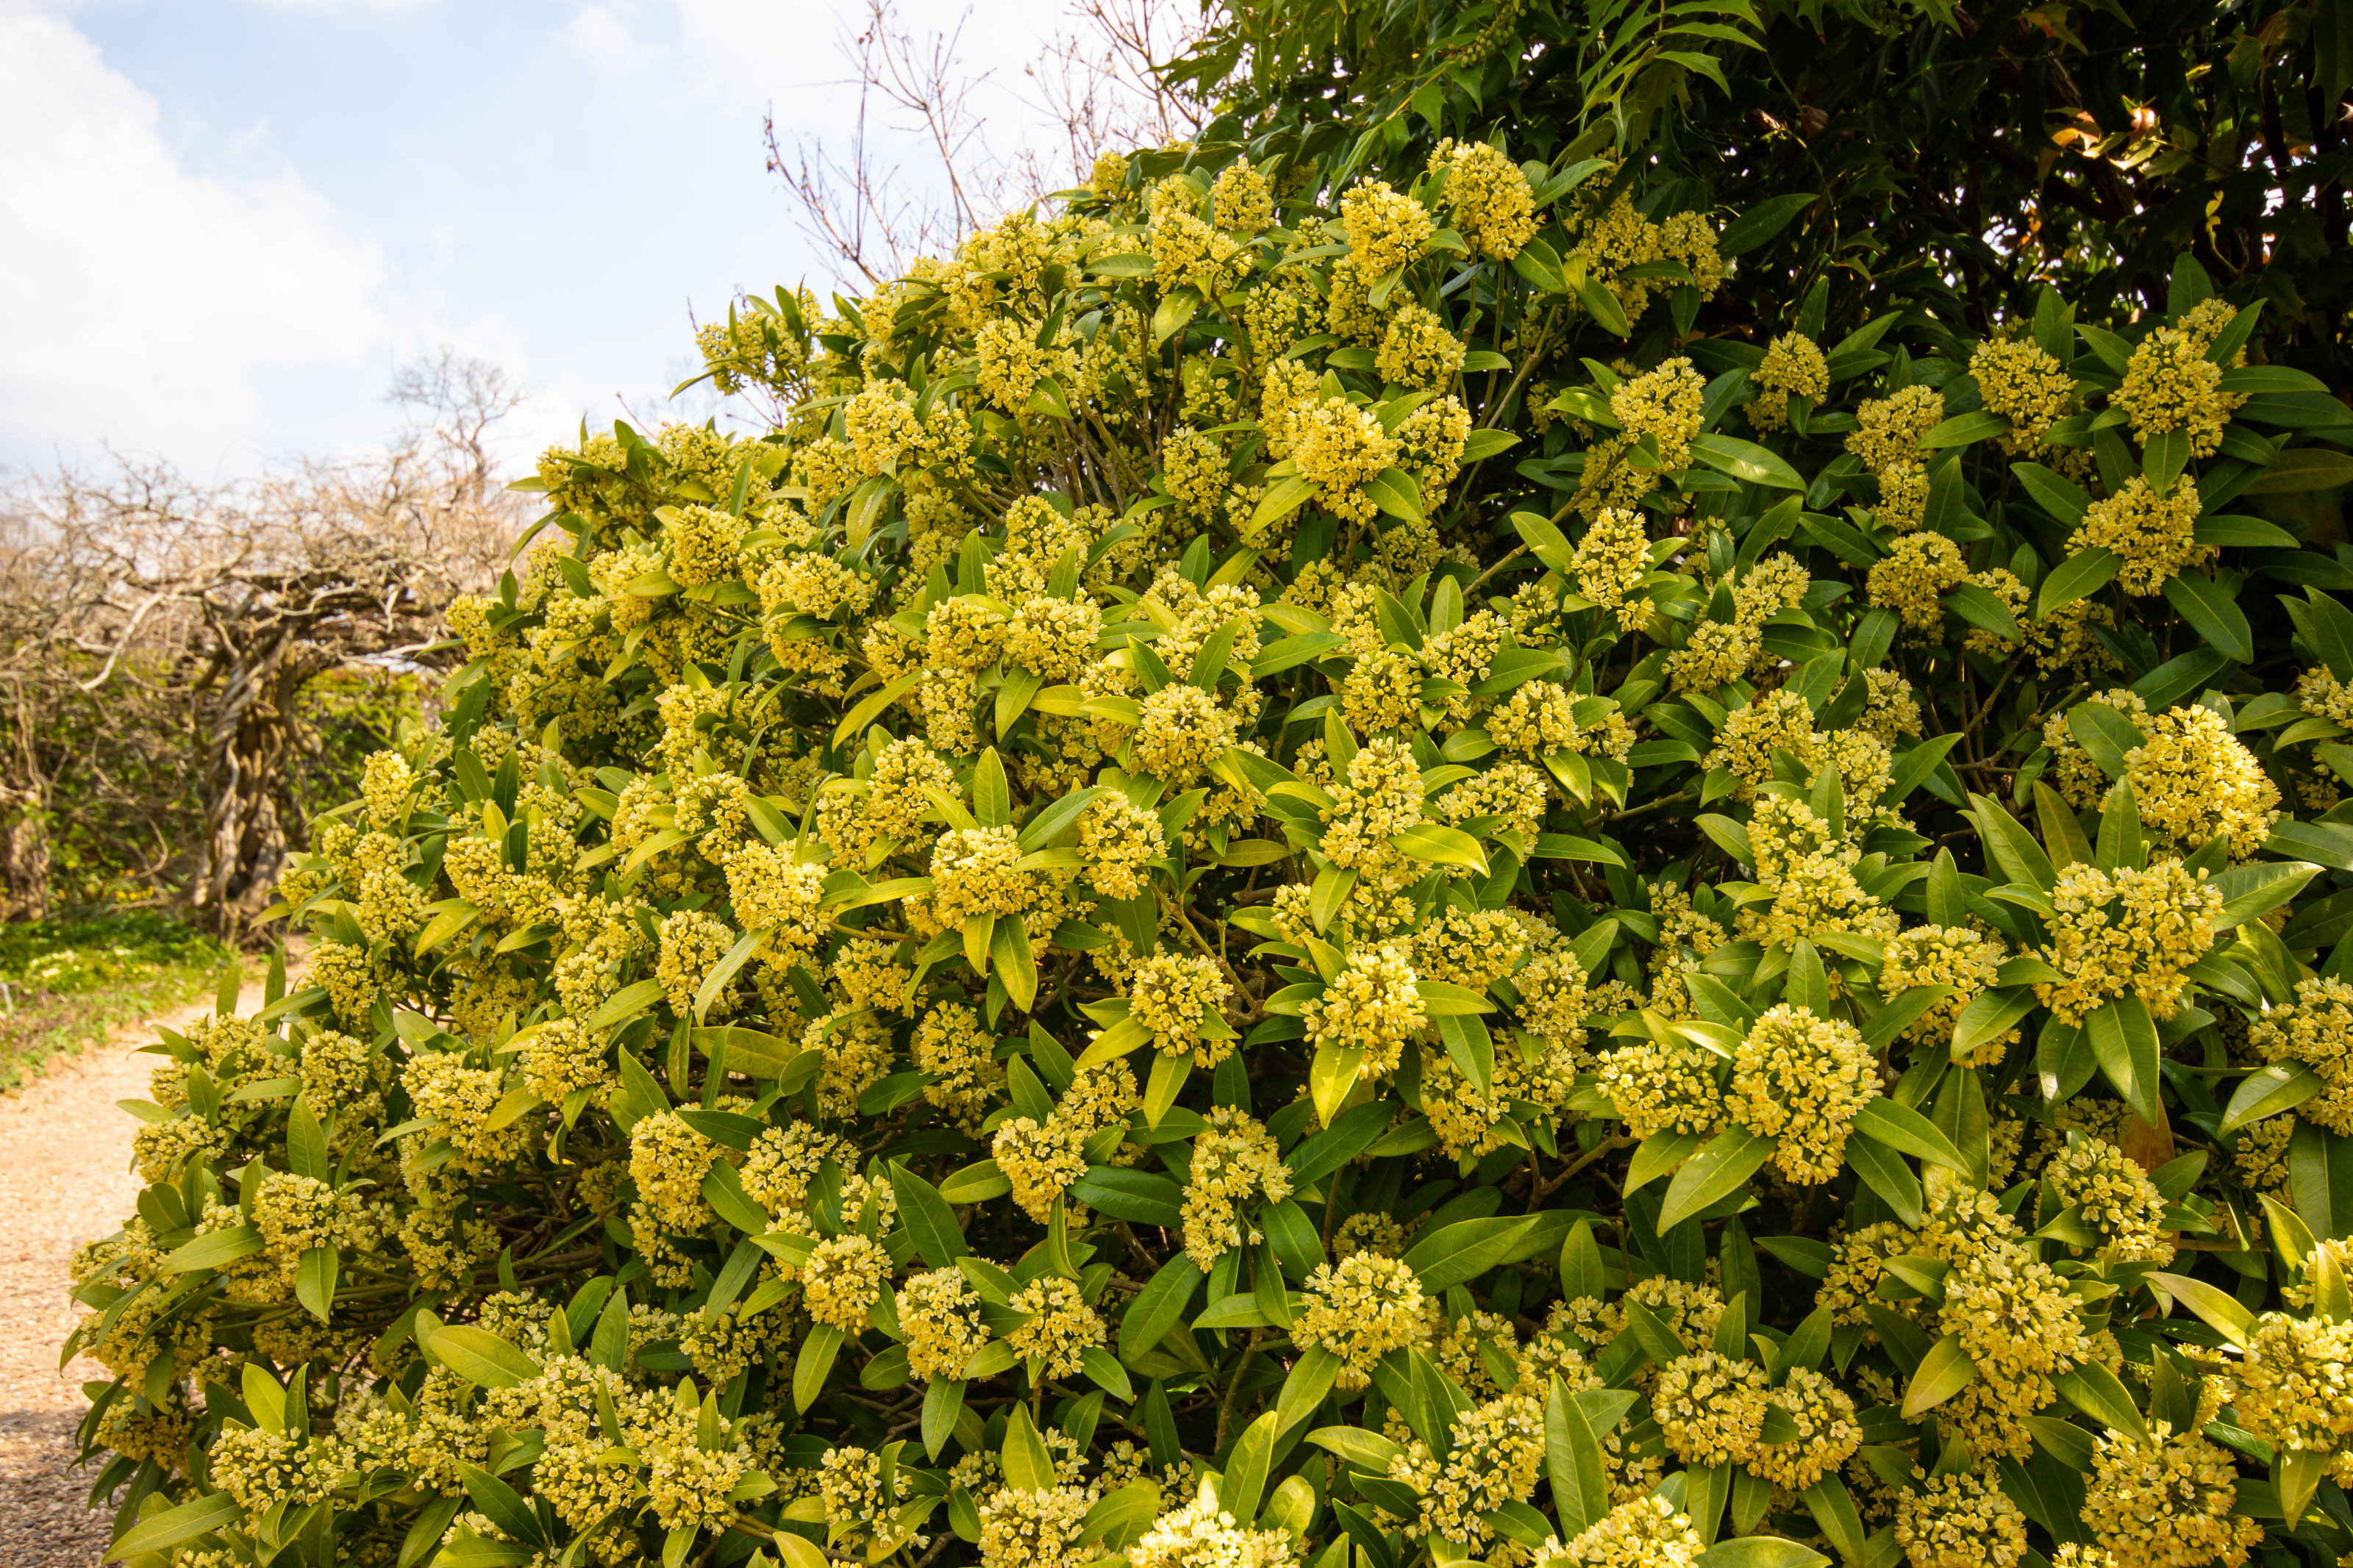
{"left": 1689, "top": 433, "right": 1806, "bottom": 491}
{"left": 938, "top": 1159, "right": 1013, "bottom": 1203}
{"left": 591, "top": 977, "right": 666, "bottom": 1032}
{"left": 2012, "top": 462, "right": 2090, "bottom": 525}
{"left": 2068, "top": 701, "right": 2146, "bottom": 778}
{"left": 1574, "top": 271, "right": 1632, "bottom": 336}
{"left": 1400, "top": 1213, "right": 1576, "bottom": 1292}
{"left": 296, "top": 1245, "right": 338, "bottom": 1324}
{"left": 2054, "top": 1361, "right": 2149, "bottom": 1442}
{"left": 691, "top": 926, "right": 768, "bottom": 1022}
{"left": 2265, "top": 820, "right": 2353, "bottom": 872}
{"left": 1306, "top": 1425, "right": 1404, "bottom": 1472}
{"left": 1546, "top": 1375, "right": 1608, "bottom": 1537}
{"left": 792, "top": 1320, "right": 844, "bottom": 1411}
{"left": 1944, "top": 582, "right": 2021, "bottom": 642}
{"left": 457, "top": 1461, "right": 546, "bottom": 1549}
{"left": 1882, "top": 733, "right": 1964, "bottom": 805}
{"left": 1224, "top": 1411, "right": 1282, "bottom": 1524}
{"left": 889, "top": 1163, "right": 969, "bottom": 1265}
{"left": 1692, "top": 1540, "right": 1830, "bottom": 1568}
{"left": 1082, "top": 1345, "right": 1135, "bottom": 1400}
{"left": 833, "top": 670, "right": 924, "bottom": 749}
{"left": 1275, "top": 1345, "right": 1341, "bottom": 1431}
{"left": 1715, "top": 193, "right": 1815, "bottom": 257}
{"left": 2243, "top": 448, "right": 2353, "bottom": 494}
{"left": 1072, "top": 1166, "right": 1185, "bottom": 1228}
{"left": 1853, "top": 1098, "right": 1968, "bottom": 1173}
{"left": 161, "top": 1225, "right": 263, "bottom": 1275}
{"left": 1923, "top": 411, "right": 2011, "bottom": 448}
{"left": 922, "top": 1378, "right": 965, "bottom": 1458}
{"left": 1900, "top": 1333, "right": 1978, "bottom": 1419}
{"left": 1245, "top": 476, "right": 1318, "bottom": 538}
{"left": 428, "top": 1324, "right": 543, "bottom": 1389}
{"left": 2038, "top": 548, "right": 2121, "bottom": 615}
{"left": 104, "top": 1493, "right": 245, "bottom": 1561}
{"left": 2162, "top": 573, "right": 2254, "bottom": 662}
{"left": 1657, "top": 1126, "right": 1774, "bottom": 1231}
{"left": 1845, "top": 1134, "right": 1924, "bottom": 1226}
{"left": 1363, "top": 468, "right": 1425, "bottom": 523}
{"left": 1968, "top": 792, "right": 2056, "bottom": 891}
{"left": 1117, "top": 1253, "right": 1201, "bottom": 1364}
{"left": 991, "top": 915, "right": 1038, "bottom": 1012}
{"left": 2085, "top": 998, "right": 2165, "bottom": 1127}
{"left": 1799, "top": 1478, "right": 1868, "bottom": 1566}
{"left": 1626, "top": 1128, "right": 1709, "bottom": 1194}
{"left": 1004, "top": 1403, "right": 1060, "bottom": 1491}
{"left": 2145, "top": 1271, "right": 2255, "bottom": 1347}
{"left": 1949, "top": 987, "right": 2036, "bottom": 1062}
{"left": 2219, "top": 1062, "right": 2324, "bottom": 1135}
{"left": 1390, "top": 823, "right": 1488, "bottom": 873}
{"left": 2212, "top": 859, "right": 2319, "bottom": 929}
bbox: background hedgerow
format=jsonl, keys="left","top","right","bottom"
{"left": 64, "top": 54, "right": 2353, "bottom": 1568}
{"left": 0, "top": 912, "right": 226, "bottom": 1091}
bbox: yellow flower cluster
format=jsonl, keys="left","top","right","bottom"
{"left": 1534, "top": 1496, "right": 1703, "bottom": 1568}
{"left": 1340, "top": 180, "right": 1434, "bottom": 277}
{"left": 900, "top": 1267, "right": 989, "bottom": 1381}
{"left": 803, "top": 1234, "right": 893, "bottom": 1331}
{"left": 1429, "top": 140, "right": 1535, "bottom": 259}
{"left": 1299, "top": 941, "right": 1426, "bottom": 1078}
{"left": 2045, "top": 1135, "right": 2175, "bottom": 1262}
{"left": 2121, "top": 702, "right": 2280, "bottom": 858}
{"left": 1376, "top": 302, "right": 1465, "bottom": 389}
{"left": 1879, "top": 924, "right": 2012, "bottom": 1064}
{"left": 2035, "top": 859, "right": 2220, "bottom": 1024}
{"left": 1129, "top": 1489, "right": 1300, "bottom": 1568}
{"left": 1731, "top": 1003, "right": 1879, "bottom": 1181}
{"left": 2082, "top": 1423, "right": 2263, "bottom": 1568}
{"left": 2117, "top": 327, "right": 2240, "bottom": 457}
{"left": 1179, "top": 1109, "right": 1293, "bottom": 1268}
{"left": 2249, "top": 975, "right": 2353, "bottom": 1133}
{"left": 2227, "top": 1311, "right": 2353, "bottom": 1481}
{"left": 1396, "top": 1392, "right": 1545, "bottom": 1545}
{"left": 1008, "top": 1275, "right": 1105, "bottom": 1377}
{"left": 1896, "top": 1470, "right": 2028, "bottom": 1568}
{"left": 1749, "top": 332, "right": 1828, "bottom": 432}
{"left": 1568, "top": 507, "right": 1653, "bottom": 630}
{"left": 1848, "top": 384, "right": 1945, "bottom": 529}
{"left": 1293, "top": 1253, "right": 1434, "bottom": 1387}
{"left": 1652, "top": 1349, "right": 1768, "bottom": 1466}
{"left": 1971, "top": 335, "right": 2077, "bottom": 455}
{"left": 1868, "top": 530, "right": 1968, "bottom": 634}
{"left": 1131, "top": 952, "right": 1234, "bottom": 1067}
{"left": 2068, "top": 476, "right": 2214, "bottom": 595}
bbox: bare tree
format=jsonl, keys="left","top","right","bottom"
{"left": 764, "top": 0, "right": 1224, "bottom": 290}
{"left": 1018, "top": 0, "right": 1218, "bottom": 195}
{"left": 0, "top": 354, "right": 525, "bottom": 933}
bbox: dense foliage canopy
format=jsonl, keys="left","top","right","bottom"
{"left": 66, "top": 70, "right": 2353, "bottom": 1568}
{"left": 1176, "top": 0, "right": 2353, "bottom": 378}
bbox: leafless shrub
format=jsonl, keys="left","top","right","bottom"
{"left": 763, "top": 0, "right": 1224, "bottom": 290}
{"left": 0, "top": 355, "right": 526, "bottom": 933}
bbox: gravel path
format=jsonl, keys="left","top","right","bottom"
{"left": 0, "top": 978, "right": 272, "bottom": 1567}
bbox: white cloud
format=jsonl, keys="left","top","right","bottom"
{"left": 243, "top": 0, "right": 435, "bottom": 12}
{"left": 0, "top": 5, "right": 393, "bottom": 468}
{"left": 563, "top": 3, "right": 640, "bottom": 63}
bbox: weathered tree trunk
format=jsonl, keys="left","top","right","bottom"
{"left": 0, "top": 787, "right": 49, "bottom": 920}
{"left": 196, "top": 641, "right": 312, "bottom": 939}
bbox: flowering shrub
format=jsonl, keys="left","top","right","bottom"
{"left": 68, "top": 136, "right": 2353, "bottom": 1568}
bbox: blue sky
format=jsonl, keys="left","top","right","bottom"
{"left": 0, "top": 0, "right": 1079, "bottom": 479}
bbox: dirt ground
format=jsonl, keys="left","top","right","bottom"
{"left": 0, "top": 978, "right": 272, "bottom": 1566}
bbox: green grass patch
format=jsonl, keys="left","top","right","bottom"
{"left": 0, "top": 912, "right": 229, "bottom": 1091}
